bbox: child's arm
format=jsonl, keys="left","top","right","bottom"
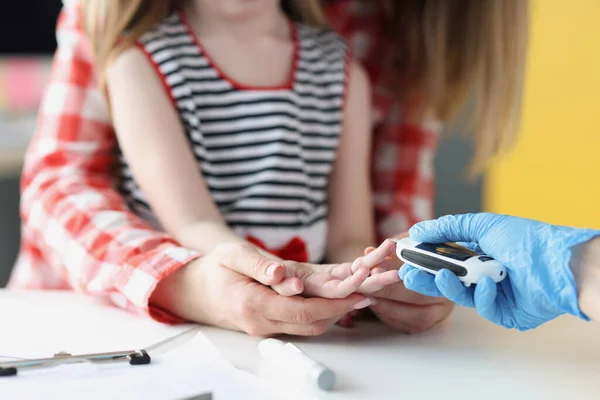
{"left": 325, "top": 61, "right": 380, "bottom": 263}
{"left": 107, "top": 48, "right": 238, "bottom": 252}
{"left": 264, "top": 62, "right": 402, "bottom": 299}
{"left": 106, "top": 48, "right": 253, "bottom": 255}
{"left": 107, "top": 48, "right": 304, "bottom": 295}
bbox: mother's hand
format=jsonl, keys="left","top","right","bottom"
{"left": 364, "top": 233, "right": 455, "bottom": 333}
{"left": 369, "top": 280, "right": 455, "bottom": 334}
{"left": 152, "top": 242, "right": 372, "bottom": 336}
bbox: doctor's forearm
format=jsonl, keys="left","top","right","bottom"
{"left": 576, "top": 236, "right": 600, "bottom": 322}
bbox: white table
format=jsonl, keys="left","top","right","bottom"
{"left": 1, "top": 290, "right": 599, "bottom": 400}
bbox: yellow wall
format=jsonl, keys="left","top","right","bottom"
{"left": 484, "top": 0, "right": 600, "bottom": 228}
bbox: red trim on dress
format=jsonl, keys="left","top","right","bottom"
{"left": 247, "top": 235, "right": 309, "bottom": 263}
{"left": 134, "top": 41, "right": 179, "bottom": 111}
{"left": 178, "top": 10, "right": 299, "bottom": 91}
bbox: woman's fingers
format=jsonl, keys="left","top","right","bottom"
{"left": 258, "top": 289, "right": 368, "bottom": 324}
{"left": 369, "top": 298, "right": 453, "bottom": 334}
{"left": 214, "top": 242, "right": 285, "bottom": 285}
{"left": 270, "top": 277, "right": 304, "bottom": 296}
{"left": 269, "top": 316, "right": 345, "bottom": 337}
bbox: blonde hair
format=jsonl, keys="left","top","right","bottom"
{"left": 385, "top": 0, "right": 529, "bottom": 175}
{"left": 83, "top": 0, "right": 528, "bottom": 174}
{"left": 82, "top": 0, "right": 327, "bottom": 86}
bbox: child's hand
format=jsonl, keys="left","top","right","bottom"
{"left": 272, "top": 239, "right": 400, "bottom": 298}
{"left": 364, "top": 242, "right": 403, "bottom": 277}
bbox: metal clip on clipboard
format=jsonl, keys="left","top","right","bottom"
{"left": 0, "top": 349, "right": 151, "bottom": 377}
{"left": 0, "top": 327, "right": 200, "bottom": 377}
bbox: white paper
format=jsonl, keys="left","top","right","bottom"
{"left": 0, "top": 291, "right": 190, "bottom": 359}
{"left": 0, "top": 291, "right": 281, "bottom": 400}
{"left": 0, "top": 334, "right": 277, "bottom": 400}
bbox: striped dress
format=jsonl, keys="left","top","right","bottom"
{"left": 118, "top": 11, "right": 351, "bottom": 263}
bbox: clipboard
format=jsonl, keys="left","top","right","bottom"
{"left": 0, "top": 327, "right": 200, "bottom": 377}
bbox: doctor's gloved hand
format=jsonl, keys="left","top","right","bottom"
{"left": 399, "top": 213, "right": 599, "bottom": 331}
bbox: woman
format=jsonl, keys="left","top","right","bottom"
{"left": 10, "top": 0, "right": 527, "bottom": 335}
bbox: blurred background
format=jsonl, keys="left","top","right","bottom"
{"left": 0, "top": 0, "right": 63, "bottom": 286}
{"left": 0, "top": 0, "right": 598, "bottom": 287}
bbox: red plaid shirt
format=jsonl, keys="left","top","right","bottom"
{"left": 9, "top": 0, "right": 439, "bottom": 323}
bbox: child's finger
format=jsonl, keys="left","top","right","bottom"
{"left": 358, "top": 270, "right": 401, "bottom": 294}
{"left": 271, "top": 277, "right": 304, "bottom": 296}
{"left": 351, "top": 239, "right": 396, "bottom": 272}
{"left": 330, "top": 262, "right": 352, "bottom": 277}
{"left": 367, "top": 254, "right": 404, "bottom": 275}
{"left": 324, "top": 267, "right": 370, "bottom": 298}
{"left": 364, "top": 247, "right": 376, "bottom": 256}
{"left": 373, "top": 257, "right": 400, "bottom": 272}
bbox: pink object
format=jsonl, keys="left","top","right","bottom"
{"left": 0, "top": 63, "right": 6, "bottom": 111}
{"left": 3, "top": 58, "right": 48, "bottom": 113}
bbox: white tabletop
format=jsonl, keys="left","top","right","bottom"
{"left": 1, "top": 290, "right": 599, "bottom": 400}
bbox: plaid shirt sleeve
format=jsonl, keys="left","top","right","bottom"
{"left": 370, "top": 97, "right": 440, "bottom": 241}
{"left": 324, "top": 0, "right": 441, "bottom": 242}
{"left": 8, "top": 4, "right": 200, "bottom": 323}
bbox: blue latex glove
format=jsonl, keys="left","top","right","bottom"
{"left": 399, "top": 213, "right": 599, "bottom": 331}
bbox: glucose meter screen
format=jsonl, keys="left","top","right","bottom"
{"left": 415, "top": 242, "right": 478, "bottom": 262}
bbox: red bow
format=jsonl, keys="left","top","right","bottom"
{"left": 246, "top": 236, "right": 308, "bottom": 263}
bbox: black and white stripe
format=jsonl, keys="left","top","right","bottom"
{"left": 118, "top": 12, "right": 348, "bottom": 231}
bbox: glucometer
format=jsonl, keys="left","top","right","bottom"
{"left": 394, "top": 238, "right": 507, "bottom": 287}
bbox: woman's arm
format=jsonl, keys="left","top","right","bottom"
{"left": 11, "top": 5, "right": 199, "bottom": 323}
{"left": 106, "top": 47, "right": 244, "bottom": 254}
{"left": 325, "top": 61, "right": 376, "bottom": 263}
{"left": 575, "top": 236, "right": 600, "bottom": 322}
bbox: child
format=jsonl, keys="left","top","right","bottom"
{"left": 83, "top": 0, "right": 399, "bottom": 298}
